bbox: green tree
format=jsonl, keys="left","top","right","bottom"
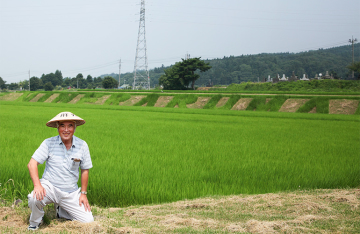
{"left": 29, "top": 77, "right": 42, "bottom": 91}
{"left": 44, "top": 82, "right": 54, "bottom": 91}
{"left": 159, "top": 57, "right": 211, "bottom": 90}
{"left": 102, "top": 76, "right": 118, "bottom": 89}
{"left": 0, "top": 77, "right": 6, "bottom": 90}
{"left": 347, "top": 61, "right": 360, "bottom": 79}
{"left": 8, "top": 83, "right": 19, "bottom": 90}
{"left": 54, "top": 70, "right": 63, "bottom": 86}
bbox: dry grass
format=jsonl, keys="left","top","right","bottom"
{"left": 231, "top": 98, "right": 253, "bottom": 110}
{"left": 187, "top": 97, "right": 211, "bottom": 109}
{"left": 279, "top": 99, "right": 309, "bottom": 113}
{"left": 29, "top": 93, "right": 45, "bottom": 102}
{"left": 154, "top": 96, "right": 174, "bottom": 107}
{"left": 68, "top": 94, "right": 85, "bottom": 104}
{"left": 329, "top": 99, "right": 359, "bottom": 115}
{"left": 119, "top": 96, "right": 146, "bottom": 106}
{"left": 1, "top": 189, "right": 359, "bottom": 233}
{"left": 215, "top": 97, "right": 230, "bottom": 108}
{"left": 44, "top": 93, "right": 60, "bottom": 103}
{"left": 0, "top": 93, "right": 23, "bottom": 101}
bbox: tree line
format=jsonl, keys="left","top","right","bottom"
{"left": 0, "top": 71, "right": 119, "bottom": 91}
{"left": 1, "top": 44, "right": 358, "bottom": 91}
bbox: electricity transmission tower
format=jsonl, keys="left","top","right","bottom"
{"left": 133, "top": 0, "right": 150, "bottom": 90}
{"left": 349, "top": 36, "right": 358, "bottom": 79}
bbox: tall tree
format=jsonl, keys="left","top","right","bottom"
{"left": 29, "top": 77, "right": 42, "bottom": 91}
{"left": 159, "top": 57, "right": 211, "bottom": 90}
{"left": 54, "top": 70, "right": 63, "bottom": 86}
{"left": 102, "top": 76, "right": 118, "bottom": 89}
{"left": 0, "top": 77, "right": 6, "bottom": 90}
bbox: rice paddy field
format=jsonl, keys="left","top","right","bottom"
{"left": 0, "top": 100, "right": 359, "bottom": 208}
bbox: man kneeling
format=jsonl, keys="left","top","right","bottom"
{"left": 27, "top": 112, "right": 93, "bottom": 230}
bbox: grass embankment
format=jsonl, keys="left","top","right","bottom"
{"left": 219, "top": 80, "right": 360, "bottom": 93}
{"left": 0, "top": 102, "right": 359, "bottom": 209}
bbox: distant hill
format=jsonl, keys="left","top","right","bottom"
{"left": 102, "top": 44, "right": 360, "bottom": 87}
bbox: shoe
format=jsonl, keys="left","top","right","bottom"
{"left": 27, "top": 220, "right": 42, "bottom": 231}
{"left": 55, "top": 203, "right": 60, "bottom": 218}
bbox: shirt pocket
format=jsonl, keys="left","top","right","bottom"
{"left": 70, "top": 159, "right": 81, "bottom": 171}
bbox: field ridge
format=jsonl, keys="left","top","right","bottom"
{"left": 1, "top": 91, "right": 359, "bottom": 115}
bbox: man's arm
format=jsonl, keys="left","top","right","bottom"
{"left": 27, "top": 158, "right": 46, "bottom": 201}
{"left": 79, "top": 169, "right": 91, "bottom": 212}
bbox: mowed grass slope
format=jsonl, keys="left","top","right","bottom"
{"left": 0, "top": 102, "right": 359, "bottom": 207}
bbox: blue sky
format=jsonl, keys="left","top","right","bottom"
{"left": 0, "top": 0, "right": 359, "bottom": 83}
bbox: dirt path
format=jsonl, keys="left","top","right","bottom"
{"left": 1, "top": 189, "right": 358, "bottom": 233}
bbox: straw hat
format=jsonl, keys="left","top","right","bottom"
{"left": 46, "top": 112, "right": 85, "bottom": 128}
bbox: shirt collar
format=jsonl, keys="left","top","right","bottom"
{"left": 57, "top": 135, "right": 76, "bottom": 148}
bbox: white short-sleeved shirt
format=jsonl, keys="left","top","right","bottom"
{"left": 32, "top": 135, "right": 93, "bottom": 192}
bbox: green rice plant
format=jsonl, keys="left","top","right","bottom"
{"left": 203, "top": 95, "right": 222, "bottom": 109}
{"left": 52, "top": 92, "right": 79, "bottom": 103}
{"left": 166, "top": 95, "right": 198, "bottom": 108}
{"left": 104, "top": 93, "right": 131, "bottom": 105}
{"left": 246, "top": 96, "right": 266, "bottom": 111}
{"left": 37, "top": 92, "right": 54, "bottom": 102}
{"left": 297, "top": 97, "right": 329, "bottom": 114}
{"left": 133, "top": 94, "right": 160, "bottom": 106}
{"left": 1, "top": 102, "right": 359, "bottom": 208}
{"left": 218, "top": 95, "right": 241, "bottom": 110}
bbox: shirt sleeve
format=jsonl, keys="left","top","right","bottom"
{"left": 32, "top": 140, "right": 49, "bottom": 164}
{"left": 80, "top": 141, "right": 93, "bottom": 170}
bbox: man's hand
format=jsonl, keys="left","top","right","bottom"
{"left": 79, "top": 194, "right": 91, "bottom": 212}
{"left": 33, "top": 184, "right": 46, "bottom": 201}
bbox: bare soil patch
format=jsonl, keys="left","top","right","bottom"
{"left": 29, "top": 93, "right": 45, "bottom": 102}
{"left": 329, "top": 99, "right": 359, "bottom": 115}
{"left": 197, "top": 87, "right": 211, "bottom": 91}
{"left": 231, "top": 98, "right": 253, "bottom": 110}
{"left": 94, "top": 95, "right": 111, "bottom": 105}
{"left": 68, "top": 94, "right": 85, "bottom": 104}
{"left": 216, "top": 97, "right": 229, "bottom": 108}
{"left": 309, "top": 107, "right": 317, "bottom": 113}
{"left": 1, "top": 189, "right": 358, "bottom": 233}
{"left": 119, "top": 96, "right": 146, "bottom": 106}
{"left": 44, "top": 93, "right": 59, "bottom": 103}
{"left": 187, "top": 97, "right": 211, "bottom": 109}
{"left": 279, "top": 99, "right": 309, "bottom": 112}
{"left": 154, "top": 96, "right": 174, "bottom": 107}
{"left": 0, "top": 93, "right": 23, "bottom": 101}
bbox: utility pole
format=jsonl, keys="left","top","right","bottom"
{"left": 28, "top": 70, "right": 31, "bottom": 91}
{"left": 133, "top": 0, "right": 150, "bottom": 90}
{"left": 349, "top": 36, "right": 358, "bottom": 79}
{"left": 119, "top": 59, "right": 121, "bottom": 88}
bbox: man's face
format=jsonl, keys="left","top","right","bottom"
{"left": 58, "top": 121, "right": 75, "bottom": 143}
